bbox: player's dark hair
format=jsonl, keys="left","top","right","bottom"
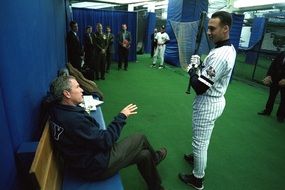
{"left": 211, "top": 11, "right": 232, "bottom": 28}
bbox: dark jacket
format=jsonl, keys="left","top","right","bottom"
{"left": 93, "top": 32, "right": 107, "bottom": 55}
{"left": 66, "top": 31, "right": 83, "bottom": 63}
{"left": 49, "top": 103, "right": 126, "bottom": 177}
{"left": 83, "top": 32, "right": 94, "bottom": 59}
{"left": 267, "top": 52, "right": 285, "bottom": 83}
{"left": 117, "top": 30, "right": 132, "bottom": 48}
{"left": 106, "top": 32, "right": 114, "bottom": 53}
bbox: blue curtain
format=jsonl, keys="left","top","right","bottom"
{"left": 0, "top": 88, "right": 18, "bottom": 189}
{"left": 72, "top": 8, "right": 137, "bottom": 62}
{"left": 144, "top": 12, "right": 156, "bottom": 53}
{"left": 245, "top": 17, "right": 267, "bottom": 64}
{"left": 0, "top": 0, "right": 67, "bottom": 188}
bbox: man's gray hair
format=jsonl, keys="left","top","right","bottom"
{"left": 49, "top": 75, "right": 75, "bottom": 102}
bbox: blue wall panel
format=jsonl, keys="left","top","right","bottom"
{"left": 144, "top": 12, "right": 156, "bottom": 54}
{"left": 245, "top": 17, "right": 266, "bottom": 64}
{"left": 0, "top": 0, "right": 67, "bottom": 188}
{"left": 0, "top": 89, "right": 18, "bottom": 190}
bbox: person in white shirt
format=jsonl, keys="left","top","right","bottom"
{"left": 151, "top": 26, "right": 170, "bottom": 69}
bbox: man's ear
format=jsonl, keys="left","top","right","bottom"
{"left": 63, "top": 90, "right": 71, "bottom": 99}
{"left": 224, "top": 25, "right": 229, "bottom": 33}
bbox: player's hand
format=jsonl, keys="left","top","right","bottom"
{"left": 190, "top": 55, "right": 200, "bottom": 67}
{"left": 278, "top": 79, "right": 285, "bottom": 86}
{"left": 187, "top": 55, "right": 200, "bottom": 72}
{"left": 263, "top": 76, "right": 272, "bottom": 86}
{"left": 120, "top": 104, "right": 138, "bottom": 117}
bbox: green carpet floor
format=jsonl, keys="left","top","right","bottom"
{"left": 95, "top": 54, "right": 285, "bottom": 190}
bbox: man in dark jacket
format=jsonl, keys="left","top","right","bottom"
{"left": 117, "top": 24, "right": 131, "bottom": 71}
{"left": 258, "top": 51, "right": 285, "bottom": 123}
{"left": 48, "top": 75, "right": 167, "bottom": 190}
{"left": 83, "top": 25, "right": 95, "bottom": 80}
{"left": 105, "top": 26, "right": 114, "bottom": 73}
{"left": 66, "top": 21, "right": 83, "bottom": 71}
{"left": 93, "top": 23, "right": 107, "bottom": 80}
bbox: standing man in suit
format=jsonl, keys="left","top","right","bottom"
{"left": 105, "top": 26, "right": 114, "bottom": 73}
{"left": 151, "top": 28, "right": 158, "bottom": 58}
{"left": 258, "top": 51, "right": 285, "bottom": 123}
{"left": 117, "top": 24, "right": 132, "bottom": 71}
{"left": 67, "top": 21, "right": 84, "bottom": 71}
{"left": 93, "top": 23, "right": 107, "bottom": 80}
{"left": 83, "top": 25, "right": 95, "bottom": 80}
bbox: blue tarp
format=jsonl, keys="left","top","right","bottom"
{"left": 165, "top": 0, "right": 208, "bottom": 67}
{"left": 245, "top": 17, "right": 267, "bottom": 64}
{"left": 230, "top": 13, "right": 245, "bottom": 50}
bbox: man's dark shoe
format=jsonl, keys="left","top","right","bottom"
{"left": 184, "top": 153, "right": 194, "bottom": 165}
{"left": 155, "top": 148, "right": 167, "bottom": 165}
{"left": 178, "top": 173, "right": 204, "bottom": 190}
{"left": 257, "top": 110, "right": 270, "bottom": 116}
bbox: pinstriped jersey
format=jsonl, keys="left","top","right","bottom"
{"left": 198, "top": 43, "right": 236, "bottom": 97}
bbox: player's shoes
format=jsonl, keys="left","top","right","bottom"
{"left": 184, "top": 153, "right": 194, "bottom": 165}
{"left": 178, "top": 173, "right": 204, "bottom": 190}
{"left": 150, "top": 64, "right": 156, "bottom": 68}
{"left": 158, "top": 66, "right": 164, "bottom": 69}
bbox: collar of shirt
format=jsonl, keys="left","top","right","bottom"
{"left": 215, "top": 39, "right": 231, "bottom": 48}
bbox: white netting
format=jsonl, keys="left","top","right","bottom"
{"left": 170, "top": 20, "right": 210, "bottom": 70}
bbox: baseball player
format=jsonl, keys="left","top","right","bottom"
{"left": 151, "top": 25, "right": 170, "bottom": 69}
{"left": 178, "top": 11, "right": 236, "bottom": 190}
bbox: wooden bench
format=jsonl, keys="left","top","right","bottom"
{"left": 29, "top": 105, "right": 124, "bottom": 190}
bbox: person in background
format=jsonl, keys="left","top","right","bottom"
{"left": 83, "top": 25, "right": 95, "bottom": 80}
{"left": 117, "top": 24, "right": 132, "bottom": 71}
{"left": 258, "top": 51, "right": 285, "bottom": 123}
{"left": 48, "top": 75, "right": 167, "bottom": 190}
{"left": 151, "top": 28, "right": 158, "bottom": 58}
{"left": 179, "top": 11, "right": 236, "bottom": 190}
{"left": 93, "top": 23, "right": 107, "bottom": 80}
{"left": 105, "top": 26, "right": 114, "bottom": 73}
{"left": 151, "top": 25, "right": 170, "bottom": 69}
{"left": 66, "top": 21, "right": 84, "bottom": 71}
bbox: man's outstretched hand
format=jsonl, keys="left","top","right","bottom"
{"left": 120, "top": 104, "right": 138, "bottom": 117}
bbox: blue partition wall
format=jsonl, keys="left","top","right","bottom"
{"left": 0, "top": 0, "right": 67, "bottom": 189}
{"left": 245, "top": 17, "right": 267, "bottom": 64}
{"left": 230, "top": 13, "right": 245, "bottom": 50}
{"left": 165, "top": 0, "right": 208, "bottom": 66}
{"left": 144, "top": 12, "right": 156, "bottom": 54}
{"left": 72, "top": 8, "right": 137, "bottom": 62}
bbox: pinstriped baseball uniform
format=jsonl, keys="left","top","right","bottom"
{"left": 192, "top": 41, "right": 236, "bottom": 178}
{"left": 153, "top": 31, "right": 170, "bottom": 67}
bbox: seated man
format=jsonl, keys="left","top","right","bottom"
{"left": 48, "top": 75, "right": 167, "bottom": 190}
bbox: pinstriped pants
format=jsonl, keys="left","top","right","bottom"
{"left": 153, "top": 44, "right": 166, "bottom": 66}
{"left": 192, "top": 95, "right": 225, "bottom": 178}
